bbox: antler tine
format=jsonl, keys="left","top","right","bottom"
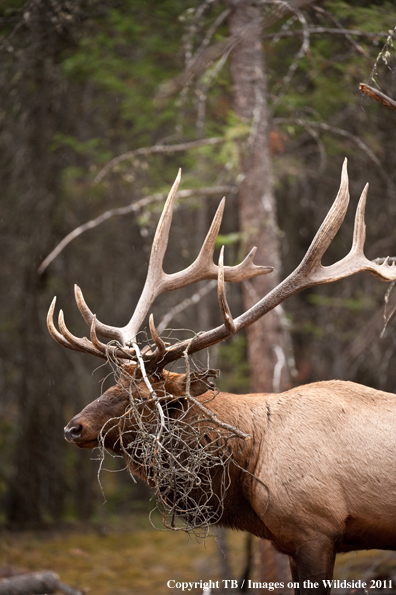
{"left": 149, "top": 314, "right": 167, "bottom": 357}
{"left": 349, "top": 183, "right": 396, "bottom": 282}
{"left": 47, "top": 297, "right": 86, "bottom": 352}
{"left": 57, "top": 309, "right": 107, "bottom": 359}
{"left": 46, "top": 297, "right": 136, "bottom": 360}
{"left": 226, "top": 246, "right": 274, "bottom": 281}
{"left": 311, "top": 177, "right": 396, "bottom": 283}
{"left": 351, "top": 183, "right": 368, "bottom": 253}
{"left": 88, "top": 315, "right": 136, "bottom": 359}
{"left": 115, "top": 169, "right": 183, "bottom": 346}
{"left": 162, "top": 198, "right": 273, "bottom": 290}
{"left": 155, "top": 196, "right": 226, "bottom": 290}
{"left": 89, "top": 315, "right": 111, "bottom": 356}
{"left": 47, "top": 298, "right": 104, "bottom": 357}
{"left": 217, "top": 246, "right": 236, "bottom": 335}
{"left": 74, "top": 285, "right": 125, "bottom": 343}
{"left": 196, "top": 199, "right": 274, "bottom": 280}
{"left": 148, "top": 168, "right": 182, "bottom": 278}
{"left": 300, "top": 157, "right": 350, "bottom": 273}
{"left": 194, "top": 197, "right": 226, "bottom": 268}
{"left": 121, "top": 172, "right": 271, "bottom": 347}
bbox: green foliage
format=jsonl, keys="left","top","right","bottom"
{"left": 307, "top": 293, "right": 375, "bottom": 314}
{"left": 298, "top": 320, "right": 324, "bottom": 338}
{"left": 216, "top": 113, "right": 250, "bottom": 170}
{"left": 60, "top": 0, "right": 185, "bottom": 143}
{"left": 51, "top": 133, "right": 100, "bottom": 156}
{"left": 269, "top": 0, "right": 393, "bottom": 128}
{"left": 217, "top": 335, "right": 252, "bottom": 393}
{"left": 215, "top": 232, "right": 242, "bottom": 248}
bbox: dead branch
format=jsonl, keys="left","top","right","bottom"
{"left": 368, "top": 24, "right": 396, "bottom": 92}
{"left": 94, "top": 137, "right": 224, "bottom": 184}
{"left": 156, "top": 0, "right": 317, "bottom": 104}
{"left": 312, "top": 5, "right": 371, "bottom": 56}
{"left": 99, "top": 346, "right": 248, "bottom": 537}
{"left": 38, "top": 185, "right": 235, "bottom": 275}
{"left": 157, "top": 21, "right": 383, "bottom": 105}
{"left": 186, "top": 8, "right": 231, "bottom": 70}
{"left": 270, "top": 0, "right": 310, "bottom": 99}
{"left": 360, "top": 83, "right": 396, "bottom": 113}
{"left": 263, "top": 27, "right": 386, "bottom": 42}
{"left": 274, "top": 117, "right": 394, "bottom": 191}
{"left": 195, "top": 46, "right": 233, "bottom": 139}
{"left": 157, "top": 280, "right": 217, "bottom": 334}
{"left": 155, "top": 36, "right": 237, "bottom": 103}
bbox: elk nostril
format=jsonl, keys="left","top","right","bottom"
{"left": 64, "top": 423, "right": 83, "bottom": 442}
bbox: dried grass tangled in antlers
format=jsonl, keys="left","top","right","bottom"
{"left": 95, "top": 331, "right": 248, "bottom": 538}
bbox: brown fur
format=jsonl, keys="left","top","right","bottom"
{"left": 64, "top": 373, "right": 396, "bottom": 594}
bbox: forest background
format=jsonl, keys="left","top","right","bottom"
{"left": 0, "top": 0, "right": 396, "bottom": 589}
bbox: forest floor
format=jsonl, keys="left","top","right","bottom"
{"left": 0, "top": 515, "right": 246, "bottom": 595}
{"left": 0, "top": 516, "right": 396, "bottom": 595}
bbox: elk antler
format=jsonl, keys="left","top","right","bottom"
{"left": 47, "top": 170, "right": 272, "bottom": 360}
{"left": 48, "top": 160, "right": 396, "bottom": 369}
{"left": 156, "top": 159, "right": 396, "bottom": 367}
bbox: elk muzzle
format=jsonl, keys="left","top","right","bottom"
{"left": 64, "top": 419, "right": 83, "bottom": 442}
{"left": 64, "top": 414, "right": 100, "bottom": 449}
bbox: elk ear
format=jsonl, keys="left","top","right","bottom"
{"left": 164, "top": 369, "right": 218, "bottom": 398}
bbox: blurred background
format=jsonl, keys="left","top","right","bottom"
{"left": 1, "top": 0, "right": 396, "bottom": 593}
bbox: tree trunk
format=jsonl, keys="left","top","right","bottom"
{"left": 227, "top": 0, "right": 293, "bottom": 591}
{"left": 3, "top": 0, "right": 79, "bottom": 526}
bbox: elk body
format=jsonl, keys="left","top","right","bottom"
{"left": 49, "top": 161, "right": 396, "bottom": 595}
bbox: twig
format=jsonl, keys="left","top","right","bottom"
{"left": 264, "top": 27, "right": 386, "bottom": 43}
{"left": 38, "top": 185, "right": 234, "bottom": 275}
{"left": 158, "top": 280, "right": 217, "bottom": 333}
{"left": 133, "top": 342, "right": 166, "bottom": 450}
{"left": 303, "top": 123, "right": 327, "bottom": 174}
{"left": 312, "top": 5, "right": 369, "bottom": 56}
{"left": 0, "top": 0, "right": 40, "bottom": 52}
{"left": 183, "top": 337, "right": 250, "bottom": 440}
{"left": 381, "top": 279, "right": 396, "bottom": 337}
{"left": 268, "top": 0, "right": 310, "bottom": 99}
{"left": 190, "top": 8, "right": 230, "bottom": 68}
{"left": 94, "top": 330, "right": 251, "bottom": 537}
{"left": 188, "top": 393, "right": 250, "bottom": 439}
{"left": 274, "top": 117, "right": 394, "bottom": 190}
{"left": 368, "top": 24, "right": 396, "bottom": 87}
{"left": 360, "top": 83, "right": 396, "bottom": 113}
{"left": 133, "top": 342, "right": 157, "bottom": 400}
{"left": 182, "top": 0, "right": 215, "bottom": 66}
{"left": 94, "top": 137, "right": 224, "bottom": 184}
{"left": 196, "top": 45, "right": 233, "bottom": 138}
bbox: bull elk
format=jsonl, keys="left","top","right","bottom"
{"left": 48, "top": 160, "right": 396, "bottom": 594}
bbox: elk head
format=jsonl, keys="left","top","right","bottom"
{"left": 64, "top": 364, "right": 219, "bottom": 452}
{"left": 49, "top": 160, "right": 396, "bottom": 452}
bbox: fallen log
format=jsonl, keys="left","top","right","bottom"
{"left": 0, "top": 571, "right": 83, "bottom": 595}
